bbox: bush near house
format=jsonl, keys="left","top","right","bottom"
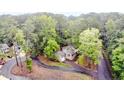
{"left": 26, "top": 58, "right": 33, "bottom": 72}
{"left": 77, "top": 55, "right": 98, "bottom": 71}
{"left": 77, "top": 55, "right": 84, "bottom": 65}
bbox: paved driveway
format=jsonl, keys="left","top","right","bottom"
{"left": 0, "top": 56, "right": 112, "bottom": 80}
{"left": 98, "top": 58, "right": 112, "bottom": 80}
{"left": 0, "top": 56, "right": 29, "bottom": 80}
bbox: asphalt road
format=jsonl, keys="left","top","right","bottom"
{"left": 0, "top": 56, "right": 29, "bottom": 80}
{"left": 98, "top": 58, "right": 112, "bottom": 80}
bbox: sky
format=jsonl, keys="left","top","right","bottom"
{"left": 0, "top": 0, "right": 124, "bottom": 16}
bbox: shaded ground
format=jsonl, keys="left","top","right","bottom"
{"left": 11, "top": 60, "right": 93, "bottom": 80}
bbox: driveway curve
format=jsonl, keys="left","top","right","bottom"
{"left": 0, "top": 57, "right": 29, "bottom": 80}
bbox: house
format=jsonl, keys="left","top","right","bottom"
{"left": 55, "top": 51, "right": 65, "bottom": 62}
{"left": 0, "top": 75, "right": 9, "bottom": 80}
{"left": 0, "top": 44, "right": 9, "bottom": 53}
{"left": 55, "top": 45, "right": 77, "bottom": 62}
{"left": 62, "top": 45, "right": 77, "bottom": 60}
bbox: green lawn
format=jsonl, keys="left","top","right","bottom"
{"left": 50, "top": 62, "right": 72, "bottom": 68}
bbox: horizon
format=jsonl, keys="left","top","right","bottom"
{"left": 0, "top": 12, "right": 123, "bottom": 17}
{"left": 0, "top": 12, "right": 83, "bottom": 16}
{"left": 0, "top": 0, "right": 124, "bottom": 16}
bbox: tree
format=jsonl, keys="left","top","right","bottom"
{"left": 23, "top": 15, "right": 58, "bottom": 56}
{"left": 112, "top": 45, "right": 124, "bottom": 79}
{"left": 0, "top": 17, "right": 18, "bottom": 43}
{"left": 107, "top": 30, "right": 123, "bottom": 54}
{"left": 44, "top": 39, "right": 60, "bottom": 59}
{"left": 115, "top": 16, "right": 124, "bottom": 30}
{"left": 6, "top": 27, "right": 20, "bottom": 66}
{"left": 102, "top": 19, "right": 116, "bottom": 49}
{"left": 86, "top": 16, "right": 100, "bottom": 29}
{"left": 15, "top": 29, "right": 25, "bottom": 46}
{"left": 65, "top": 18, "right": 87, "bottom": 48}
{"left": 6, "top": 27, "right": 26, "bottom": 67}
{"left": 79, "top": 28, "right": 102, "bottom": 64}
{"left": 105, "top": 19, "right": 116, "bottom": 40}
{"left": 111, "top": 32, "right": 124, "bottom": 79}
{"left": 15, "top": 29, "right": 26, "bottom": 67}
{"left": 22, "top": 20, "right": 39, "bottom": 57}
{"left": 54, "top": 15, "right": 69, "bottom": 46}
{"left": 105, "top": 19, "right": 116, "bottom": 33}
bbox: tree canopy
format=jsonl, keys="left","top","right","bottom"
{"left": 79, "top": 28, "right": 102, "bottom": 64}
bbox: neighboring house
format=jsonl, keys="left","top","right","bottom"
{"left": 10, "top": 44, "right": 21, "bottom": 56}
{"left": 62, "top": 45, "right": 77, "bottom": 60}
{"left": 0, "top": 75, "right": 9, "bottom": 80}
{"left": 0, "top": 44, "right": 9, "bottom": 53}
{"left": 55, "top": 51, "right": 66, "bottom": 62}
{"left": 0, "top": 43, "right": 22, "bottom": 59}
{"left": 55, "top": 45, "right": 77, "bottom": 62}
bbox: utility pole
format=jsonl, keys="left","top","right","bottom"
{"left": 14, "top": 43, "right": 19, "bottom": 66}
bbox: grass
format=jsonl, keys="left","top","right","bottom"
{"left": 38, "top": 55, "right": 72, "bottom": 68}
{"left": 50, "top": 62, "right": 71, "bottom": 67}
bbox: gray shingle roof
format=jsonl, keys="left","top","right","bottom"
{"left": 0, "top": 44, "right": 9, "bottom": 49}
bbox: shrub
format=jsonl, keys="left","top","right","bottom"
{"left": 31, "top": 49, "right": 39, "bottom": 58}
{"left": 77, "top": 55, "right": 84, "bottom": 65}
{"left": 26, "top": 58, "right": 33, "bottom": 72}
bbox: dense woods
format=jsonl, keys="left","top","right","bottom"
{"left": 0, "top": 12, "right": 124, "bottom": 79}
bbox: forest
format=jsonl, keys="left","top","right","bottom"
{"left": 0, "top": 12, "right": 124, "bottom": 80}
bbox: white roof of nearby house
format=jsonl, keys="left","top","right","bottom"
{"left": 56, "top": 51, "right": 65, "bottom": 56}
{"left": 0, "top": 44, "right": 9, "bottom": 49}
{"left": 0, "top": 44, "right": 9, "bottom": 53}
{"left": 55, "top": 51, "right": 66, "bottom": 62}
{"left": 0, "top": 75, "right": 9, "bottom": 80}
{"left": 56, "top": 45, "right": 78, "bottom": 62}
{"left": 62, "top": 45, "right": 77, "bottom": 55}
